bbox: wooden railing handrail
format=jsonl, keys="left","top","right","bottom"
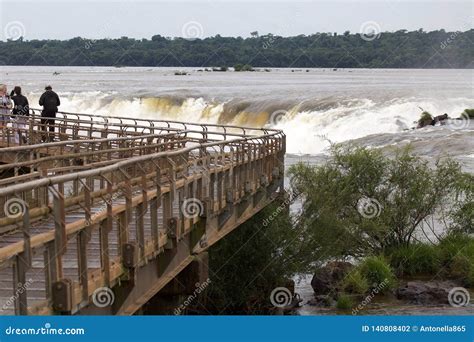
{"left": 28, "top": 108, "right": 279, "bottom": 134}
{"left": 0, "top": 133, "right": 283, "bottom": 196}
{"left": 0, "top": 131, "right": 184, "bottom": 153}
{"left": 1, "top": 113, "right": 245, "bottom": 139}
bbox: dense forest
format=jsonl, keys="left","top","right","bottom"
{"left": 0, "top": 29, "right": 472, "bottom": 68}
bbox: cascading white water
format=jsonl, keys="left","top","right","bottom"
{"left": 26, "top": 92, "right": 473, "bottom": 155}
{"left": 3, "top": 66, "right": 472, "bottom": 157}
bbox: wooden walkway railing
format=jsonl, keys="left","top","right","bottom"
{"left": 0, "top": 110, "right": 285, "bottom": 315}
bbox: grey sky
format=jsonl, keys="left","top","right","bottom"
{"left": 0, "top": 0, "right": 472, "bottom": 41}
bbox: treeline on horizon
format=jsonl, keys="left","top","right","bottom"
{"left": 0, "top": 29, "right": 472, "bottom": 68}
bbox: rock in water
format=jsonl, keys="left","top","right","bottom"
{"left": 307, "top": 295, "right": 335, "bottom": 307}
{"left": 311, "top": 261, "right": 353, "bottom": 295}
{"left": 396, "top": 281, "right": 459, "bottom": 304}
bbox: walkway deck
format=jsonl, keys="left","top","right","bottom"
{"left": 0, "top": 110, "right": 285, "bottom": 315}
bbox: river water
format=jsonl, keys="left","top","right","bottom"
{"left": 1, "top": 66, "right": 473, "bottom": 164}
{"left": 1, "top": 66, "right": 473, "bottom": 314}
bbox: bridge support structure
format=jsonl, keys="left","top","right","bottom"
{"left": 0, "top": 110, "right": 286, "bottom": 316}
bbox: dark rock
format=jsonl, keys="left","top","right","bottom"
{"left": 311, "top": 261, "right": 353, "bottom": 295}
{"left": 284, "top": 279, "right": 295, "bottom": 294}
{"left": 307, "top": 295, "right": 335, "bottom": 307}
{"left": 396, "top": 281, "right": 458, "bottom": 305}
{"left": 274, "top": 280, "right": 302, "bottom": 312}
{"left": 287, "top": 293, "right": 303, "bottom": 310}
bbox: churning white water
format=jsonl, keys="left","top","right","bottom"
{"left": 1, "top": 66, "right": 473, "bottom": 167}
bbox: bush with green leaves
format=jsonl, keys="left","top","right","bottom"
{"left": 289, "top": 145, "right": 471, "bottom": 261}
{"left": 336, "top": 294, "right": 354, "bottom": 310}
{"left": 234, "top": 63, "right": 254, "bottom": 72}
{"left": 418, "top": 111, "right": 433, "bottom": 127}
{"left": 358, "top": 256, "right": 396, "bottom": 292}
{"left": 449, "top": 173, "right": 474, "bottom": 234}
{"left": 437, "top": 234, "right": 474, "bottom": 287}
{"left": 387, "top": 244, "right": 440, "bottom": 277}
{"left": 462, "top": 108, "right": 474, "bottom": 119}
{"left": 196, "top": 200, "right": 301, "bottom": 314}
{"left": 342, "top": 270, "right": 369, "bottom": 295}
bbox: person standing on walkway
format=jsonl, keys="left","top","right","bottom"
{"left": 10, "top": 86, "right": 30, "bottom": 144}
{"left": 0, "top": 84, "right": 12, "bottom": 128}
{"left": 39, "top": 85, "right": 60, "bottom": 142}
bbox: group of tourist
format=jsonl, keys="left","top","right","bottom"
{"left": 0, "top": 84, "right": 61, "bottom": 143}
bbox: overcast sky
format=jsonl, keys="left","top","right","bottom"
{"left": 0, "top": 0, "right": 472, "bottom": 41}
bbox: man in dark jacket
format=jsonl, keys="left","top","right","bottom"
{"left": 39, "top": 85, "right": 60, "bottom": 141}
{"left": 10, "top": 86, "right": 29, "bottom": 116}
{"left": 10, "top": 86, "right": 29, "bottom": 144}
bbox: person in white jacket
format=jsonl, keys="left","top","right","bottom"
{"left": 0, "top": 84, "right": 12, "bottom": 128}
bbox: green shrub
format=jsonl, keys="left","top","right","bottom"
{"left": 336, "top": 294, "right": 354, "bottom": 310}
{"left": 418, "top": 111, "right": 433, "bottom": 126}
{"left": 358, "top": 256, "right": 396, "bottom": 292}
{"left": 446, "top": 252, "right": 474, "bottom": 288}
{"left": 288, "top": 145, "right": 467, "bottom": 258}
{"left": 438, "top": 234, "right": 474, "bottom": 262}
{"left": 437, "top": 234, "right": 474, "bottom": 287}
{"left": 342, "top": 270, "right": 369, "bottom": 295}
{"left": 448, "top": 254, "right": 471, "bottom": 285}
{"left": 468, "top": 267, "right": 474, "bottom": 287}
{"left": 234, "top": 63, "right": 253, "bottom": 72}
{"left": 387, "top": 244, "right": 440, "bottom": 276}
{"left": 462, "top": 109, "right": 474, "bottom": 119}
{"left": 195, "top": 201, "right": 300, "bottom": 314}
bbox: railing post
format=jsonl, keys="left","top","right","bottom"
{"left": 100, "top": 173, "right": 114, "bottom": 286}
{"left": 150, "top": 167, "right": 161, "bottom": 250}
{"left": 13, "top": 204, "right": 32, "bottom": 315}
{"left": 135, "top": 172, "right": 147, "bottom": 260}
{"left": 52, "top": 184, "right": 66, "bottom": 280}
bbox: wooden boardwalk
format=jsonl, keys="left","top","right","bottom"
{"left": 0, "top": 110, "right": 285, "bottom": 315}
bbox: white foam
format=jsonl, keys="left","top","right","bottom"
{"left": 277, "top": 98, "right": 472, "bottom": 154}
{"left": 29, "top": 92, "right": 473, "bottom": 155}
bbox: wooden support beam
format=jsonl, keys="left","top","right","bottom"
{"left": 0, "top": 111, "right": 285, "bottom": 316}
